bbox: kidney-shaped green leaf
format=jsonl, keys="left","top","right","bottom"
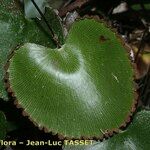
{"left": 0, "top": 111, "right": 7, "bottom": 139}
{"left": 63, "top": 110, "right": 150, "bottom": 150}
{"left": 0, "top": 0, "right": 64, "bottom": 99}
{"left": 8, "top": 19, "right": 135, "bottom": 138}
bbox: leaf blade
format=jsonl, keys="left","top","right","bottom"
{"left": 8, "top": 19, "right": 135, "bottom": 138}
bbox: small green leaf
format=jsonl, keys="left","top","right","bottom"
{"left": 63, "top": 110, "right": 150, "bottom": 150}
{"left": 0, "top": 0, "right": 64, "bottom": 99}
{"left": 131, "top": 3, "right": 150, "bottom": 11}
{"left": 8, "top": 19, "right": 134, "bottom": 138}
{"left": 0, "top": 111, "right": 7, "bottom": 139}
{"left": 131, "top": 0, "right": 150, "bottom": 11}
{"left": 37, "top": 7, "right": 64, "bottom": 45}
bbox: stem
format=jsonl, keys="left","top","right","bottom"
{"left": 31, "top": 0, "right": 61, "bottom": 48}
{"left": 134, "top": 28, "right": 147, "bottom": 63}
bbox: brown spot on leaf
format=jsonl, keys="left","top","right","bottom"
{"left": 99, "top": 35, "right": 109, "bottom": 43}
